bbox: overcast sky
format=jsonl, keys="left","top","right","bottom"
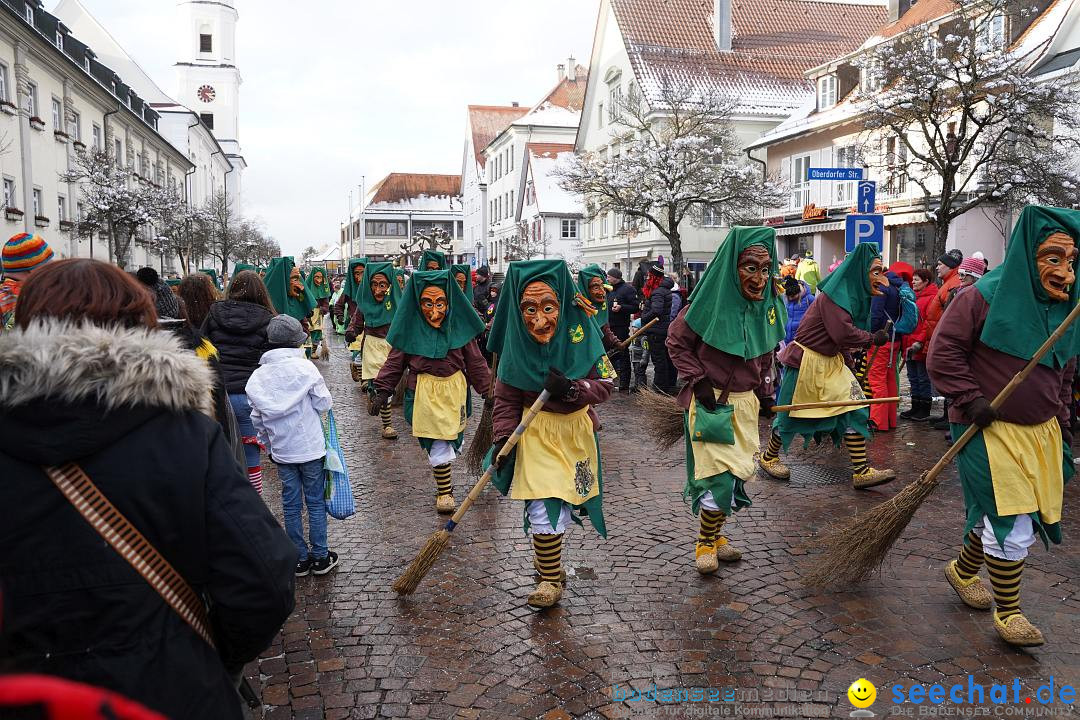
{"left": 72, "top": 0, "right": 600, "bottom": 255}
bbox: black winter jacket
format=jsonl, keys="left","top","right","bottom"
{"left": 203, "top": 299, "right": 274, "bottom": 394}
{"left": 606, "top": 279, "right": 638, "bottom": 333}
{"left": 641, "top": 277, "right": 674, "bottom": 336}
{"left": 0, "top": 321, "right": 297, "bottom": 720}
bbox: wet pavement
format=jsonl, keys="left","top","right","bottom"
{"left": 246, "top": 347, "right": 1080, "bottom": 719}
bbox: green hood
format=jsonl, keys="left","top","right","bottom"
{"left": 233, "top": 263, "right": 257, "bottom": 275}
{"left": 576, "top": 264, "right": 610, "bottom": 327}
{"left": 341, "top": 257, "right": 369, "bottom": 303}
{"left": 387, "top": 270, "right": 485, "bottom": 359}
{"left": 486, "top": 259, "right": 608, "bottom": 392}
{"left": 976, "top": 205, "right": 1080, "bottom": 369}
{"left": 264, "top": 256, "right": 316, "bottom": 322}
{"left": 420, "top": 249, "right": 447, "bottom": 270}
{"left": 357, "top": 261, "right": 400, "bottom": 328}
{"left": 198, "top": 268, "right": 220, "bottom": 289}
{"left": 684, "top": 226, "right": 787, "bottom": 359}
{"left": 450, "top": 264, "right": 473, "bottom": 298}
{"left": 815, "top": 242, "right": 881, "bottom": 331}
{"left": 304, "top": 266, "right": 332, "bottom": 300}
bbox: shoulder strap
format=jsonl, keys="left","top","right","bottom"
{"left": 43, "top": 463, "right": 216, "bottom": 649}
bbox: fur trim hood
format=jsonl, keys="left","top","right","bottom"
{"left": 0, "top": 320, "right": 214, "bottom": 416}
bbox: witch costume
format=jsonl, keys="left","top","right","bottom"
{"left": 667, "top": 227, "right": 786, "bottom": 574}
{"left": 263, "top": 257, "right": 316, "bottom": 357}
{"left": 304, "top": 266, "right": 332, "bottom": 350}
{"left": 759, "top": 242, "right": 895, "bottom": 489}
{"left": 338, "top": 258, "right": 368, "bottom": 380}
{"left": 577, "top": 263, "right": 621, "bottom": 351}
{"left": 420, "top": 249, "right": 448, "bottom": 271}
{"left": 484, "top": 259, "right": 616, "bottom": 608}
{"left": 357, "top": 261, "right": 402, "bottom": 439}
{"left": 929, "top": 205, "right": 1079, "bottom": 647}
{"left": 374, "top": 270, "right": 491, "bottom": 513}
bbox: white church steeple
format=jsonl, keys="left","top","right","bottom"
{"left": 174, "top": 0, "right": 246, "bottom": 203}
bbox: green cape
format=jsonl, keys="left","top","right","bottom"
{"left": 683, "top": 227, "right": 787, "bottom": 359}
{"left": 264, "top": 257, "right": 316, "bottom": 323}
{"left": 198, "top": 268, "right": 220, "bottom": 289}
{"left": 450, "top": 264, "right": 473, "bottom": 298}
{"left": 233, "top": 263, "right": 257, "bottom": 275}
{"left": 357, "top": 261, "right": 400, "bottom": 328}
{"left": 304, "top": 266, "right": 332, "bottom": 301}
{"left": 976, "top": 205, "right": 1080, "bottom": 369}
{"left": 420, "top": 249, "right": 447, "bottom": 270}
{"left": 577, "top": 264, "right": 610, "bottom": 327}
{"left": 341, "top": 257, "right": 369, "bottom": 303}
{"left": 816, "top": 242, "right": 881, "bottom": 331}
{"left": 486, "top": 259, "right": 608, "bottom": 392}
{"left": 387, "top": 270, "right": 485, "bottom": 359}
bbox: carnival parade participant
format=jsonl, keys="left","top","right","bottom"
{"left": 667, "top": 227, "right": 786, "bottom": 573}
{"left": 356, "top": 261, "right": 401, "bottom": 439}
{"left": 450, "top": 263, "right": 473, "bottom": 298}
{"left": 758, "top": 242, "right": 895, "bottom": 489}
{"left": 338, "top": 258, "right": 368, "bottom": 379}
{"left": 485, "top": 259, "right": 616, "bottom": 608}
{"left": 304, "top": 266, "right": 333, "bottom": 354}
{"left": 577, "top": 263, "right": 621, "bottom": 350}
{"left": 929, "top": 205, "right": 1079, "bottom": 647}
{"left": 421, "top": 249, "right": 447, "bottom": 271}
{"left": 373, "top": 270, "right": 491, "bottom": 512}
{"left": 263, "top": 257, "right": 317, "bottom": 358}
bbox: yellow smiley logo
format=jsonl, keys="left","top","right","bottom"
{"left": 847, "top": 678, "right": 876, "bottom": 709}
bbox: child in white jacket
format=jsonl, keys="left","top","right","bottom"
{"left": 246, "top": 315, "right": 338, "bottom": 577}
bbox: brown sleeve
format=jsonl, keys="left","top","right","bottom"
{"left": 754, "top": 352, "right": 775, "bottom": 403}
{"left": 346, "top": 306, "right": 365, "bottom": 336}
{"left": 493, "top": 380, "right": 526, "bottom": 440}
{"left": 666, "top": 306, "right": 707, "bottom": 385}
{"left": 571, "top": 367, "right": 613, "bottom": 407}
{"left": 821, "top": 295, "right": 874, "bottom": 350}
{"left": 601, "top": 323, "right": 620, "bottom": 351}
{"left": 374, "top": 349, "right": 407, "bottom": 394}
{"left": 462, "top": 340, "right": 493, "bottom": 396}
{"left": 926, "top": 288, "right": 985, "bottom": 412}
{"left": 1058, "top": 359, "right": 1075, "bottom": 430}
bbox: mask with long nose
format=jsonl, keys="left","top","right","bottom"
{"left": 520, "top": 281, "right": 560, "bottom": 344}
{"left": 1037, "top": 231, "right": 1078, "bottom": 302}
{"left": 868, "top": 258, "right": 888, "bottom": 297}
{"left": 420, "top": 285, "right": 448, "bottom": 329}
{"left": 737, "top": 246, "right": 772, "bottom": 301}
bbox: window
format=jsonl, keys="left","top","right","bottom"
{"left": 600, "top": 212, "right": 608, "bottom": 236}
{"left": 32, "top": 188, "right": 42, "bottom": 216}
{"left": 0, "top": 63, "right": 7, "bottom": 103}
{"left": 977, "top": 13, "right": 1006, "bottom": 53}
{"left": 3, "top": 178, "right": 15, "bottom": 208}
{"left": 92, "top": 123, "right": 101, "bottom": 149}
{"left": 791, "top": 155, "right": 811, "bottom": 209}
{"left": 510, "top": 190, "right": 514, "bottom": 215}
{"left": 84, "top": 55, "right": 91, "bottom": 72}
{"left": 26, "top": 82, "right": 37, "bottom": 117}
{"left": 51, "top": 98, "right": 62, "bottom": 130}
{"left": 816, "top": 74, "right": 837, "bottom": 110}
{"left": 200, "top": 34, "right": 213, "bottom": 53}
{"left": 609, "top": 84, "right": 622, "bottom": 121}
{"left": 24, "top": 3, "right": 33, "bottom": 23}
{"left": 561, "top": 219, "right": 578, "bottom": 239}
{"left": 860, "top": 61, "right": 883, "bottom": 94}
{"left": 835, "top": 146, "right": 857, "bottom": 204}
{"left": 57, "top": 195, "right": 66, "bottom": 221}
{"left": 199, "top": 112, "right": 214, "bottom": 130}
{"left": 77, "top": 201, "right": 84, "bottom": 220}
{"left": 884, "top": 136, "right": 909, "bottom": 196}
{"left": 69, "top": 110, "right": 80, "bottom": 141}
{"left": 597, "top": 102, "right": 604, "bottom": 128}
{"left": 509, "top": 145, "right": 514, "bottom": 172}
{"left": 702, "top": 205, "right": 723, "bottom": 227}
{"left": 55, "top": 31, "right": 63, "bottom": 51}
{"left": 114, "top": 138, "right": 122, "bottom": 162}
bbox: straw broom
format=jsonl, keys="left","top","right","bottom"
{"left": 393, "top": 389, "right": 551, "bottom": 595}
{"left": 804, "top": 299, "right": 1080, "bottom": 587}
{"left": 464, "top": 354, "right": 498, "bottom": 476}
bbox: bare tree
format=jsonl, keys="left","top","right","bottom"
{"left": 858, "top": 0, "right": 1080, "bottom": 259}
{"left": 198, "top": 191, "right": 242, "bottom": 278}
{"left": 555, "top": 83, "right": 785, "bottom": 272}
{"left": 398, "top": 227, "right": 454, "bottom": 266}
{"left": 138, "top": 184, "right": 202, "bottom": 274}
{"left": 504, "top": 220, "right": 549, "bottom": 262}
{"left": 301, "top": 245, "right": 319, "bottom": 265}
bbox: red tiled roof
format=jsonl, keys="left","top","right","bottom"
{"left": 537, "top": 65, "right": 589, "bottom": 111}
{"left": 467, "top": 105, "right": 529, "bottom": 168}
{"left": 610, "top": 0, "right": 886, "bottom": 114}
{"left": 875, "top": 0, "right": 954, "bottom": 39}
{"left": 368, "top": 173, "right": 461, "bottom": 205}
{"left": 527, "top": 142, "right": 576, "bottom": 158}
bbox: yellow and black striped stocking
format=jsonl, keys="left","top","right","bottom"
{"left": 761, "top": 432, "right": 783, "bottom": 463}
{"left": 985, "top": 555, "right": 1024, "bottom": 620}
{"left": 844, "top": 432, "right": 869, "bottom": 474}
{"left": 433, "top": 463, "right": 452, "bottom": 498}
{"left": 379, "top": 405, "right": 392, "bottom": 429}
{"left": 955, "top": 530, "right": 985, "bottom": 580}
{"left": 533, "top": 533, "right": 563, "bottom": 585}
{"left": 697, "top": 508, "right": 725, "bottom": 547}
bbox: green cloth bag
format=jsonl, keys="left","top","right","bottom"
{"left": 691, "top": 400, "right": 735, "bottom": 445}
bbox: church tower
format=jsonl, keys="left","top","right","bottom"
{"left": 174, "top": 0, "right": 246, "bottom": 204}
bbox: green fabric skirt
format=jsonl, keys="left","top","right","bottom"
{"left": 681, "top": 411, "right": 752, "bottom": 516}
{"left": 485, "top": 435, "right": 606, "bottom": 538}
{"left": 404, "top": 387, "right": 467, "bottom": 453}
{"left": 772, "top": 366, "right": 871, "bottom": 451}
{"left": 951, "top": 422, "right": 1072, "bottom": 551}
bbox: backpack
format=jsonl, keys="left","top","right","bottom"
{"left": 893, "top": 283, "right": 919, "bottom": 335}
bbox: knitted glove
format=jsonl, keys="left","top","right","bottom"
{"left": 490, "top": 437, "right": 510, "bottom": 471}
{"left": 759, "top": 397, "right": 776, "bottom": 418}
{"left": 693, "top": 378, "right": 716, "bottom": 411}
{"left": 968, "top": 397, "right": 997, "bottom": 428}
{"left": 345, "top": 330, "right": 357, "bottom": 345}
{"left": 543, "top": 368, "right": 572, "bottom": 401}
{"left": 872, "top": 330, "right": 889, "bottom": 346}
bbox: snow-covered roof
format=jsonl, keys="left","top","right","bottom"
{"left": 527, "top": 144, "right": 584, "bottom": 216}
{"left": 467, "top": 105, "right": 529, "bottom": 168}
{"left": 365, "top": 173, "right": 462, "bottom": 212}
{"left": 512, "top": 103, "right": 581, "bottom": 129}
{"left": 315, "top": 246, "right": 342, "bottom": 262}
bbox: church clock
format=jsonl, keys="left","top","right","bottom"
{"left": 197, "top": 85, "right": 216, "bottom": 103}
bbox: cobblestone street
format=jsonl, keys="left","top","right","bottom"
{"left": 246, "top": 347, "right": 1080, "bottom": 719}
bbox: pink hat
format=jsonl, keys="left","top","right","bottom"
{"left": 957, "top": 257, "right": 985, "bottom": 278}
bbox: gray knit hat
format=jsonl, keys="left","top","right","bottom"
{"left": 266, "top": 314, "right": 307, "bottom": 348}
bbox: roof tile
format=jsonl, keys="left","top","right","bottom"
{"left": 467, "top": 105, "right": 530, "bottom": 168}
{"left": 368, "top": 173, "right": 461, "bottom": 206}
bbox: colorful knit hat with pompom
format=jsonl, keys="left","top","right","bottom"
{"left": 3, "top": 233, "right": 54, "bottom": 275}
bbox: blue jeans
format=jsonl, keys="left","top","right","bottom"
{"left": 228, "top": 393, "right": 260, "bottom": 468}
{"left": 906, "top": 359, "right": 933, "bottom": 400}
{"left": 278, "top": 458, "right": 328, "bottom": 562}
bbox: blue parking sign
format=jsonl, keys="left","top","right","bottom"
{"left": 845, "top": 214, "right": 884, "bottom": 252}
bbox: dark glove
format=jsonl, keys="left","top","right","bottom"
{"left": 490, "top": 437, "right": 510, "bottom": 471}
{"left": 543, "top": 368, "right": 572, "bottom": 400}
{"left": 345, "top": 330, "right": 357, "bottom": 345}
{"left": 759, "top": 397, "right": 776, "bottom": 418}
{"left": 368, "top": 391, "right": 391, "bottom": 416}
{"left": 872, "top": 330, "right": 889, "bottom": 346}
{"left": 968, "top": 397, "right": 997, "bottom": 428}
{"left": 692, "top": 378, "right": 716, "bottom": 411}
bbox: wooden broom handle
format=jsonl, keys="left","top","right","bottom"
{"left": 485, "top": 353, "right": 498, "bottom": 401}
{"left": 617, "top": 318, "right": 659, "bottom": 351}
{"left": 922, "top": 299, "right": 1080, "bottom": 484}
{"left": 773, "top": 397, "right": 899, "bottom": 413}
{"left": 447, "top": 389, "right": 551, "bottom": 526}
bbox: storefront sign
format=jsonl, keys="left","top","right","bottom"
{"left": 801, "top": 204, "right": 828, "bottom": 223}
{"left": 764, "top": 216, "right": 785, "bottom": 227}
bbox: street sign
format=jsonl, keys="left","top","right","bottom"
{"left": 845, "top": 214, "right": 884, "bottom": 252}
{"left": 807, "top": 167, "right": 864, "bottom": 181}
{"left": 857, "top": 181, "right": 876, "bottom": 213}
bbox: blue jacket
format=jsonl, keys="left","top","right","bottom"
{"left": 870, "top": 272, "right": 903, "bottom": 334}
{"left": 784, "top": 281, "right": 815, "bottom": 344}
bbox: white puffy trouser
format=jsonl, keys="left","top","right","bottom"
{"left": 426, "top": 440, "right": 457, "bottom": 467}
{"left": 526, "top": 500, "right": 571, "bottom": 535}
{"left": 976, "top": 514, "right": 1036, "bottom": 561}
{"left": 698, "top": 490, "right": 738, "bottom": 513}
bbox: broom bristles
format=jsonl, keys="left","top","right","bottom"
{"left": 464, "top": 400, "right": 494, "bottom": 476}
{"left": 634, "top": 388, "right": 684, "bottom": 451}
{"left": 802, "top": 471, "right": 942, "bottom": 587}
{"left": 392, "top": 529, "right": 451, "bottom": 595}
{"left": 392, "top": 372, "right": 407, "bottom": 407}
{"left": 318, "top": 341, "right": 330, "bottom": 360}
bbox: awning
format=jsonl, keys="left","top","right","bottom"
{"left": 774, "top": 221, "right": 844, "bottom": 236}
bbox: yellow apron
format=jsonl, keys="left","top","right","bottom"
{"left": 412, "top": 371, "right": 468, "bottom": 440}
{"left": 984, "top": 417, "right": 1064, "bottom": 524}
{"left": 510, "top": 405, "right": 600, "bottom": 506}
{"left": 688, "top": 389, "right": 759, "bottom": 482}
{"left": 361, "top": 335, "right": 391, "bottom": 380}
{"left": 348, "top": 333, "right": 364, "bottom": 353}
{"left": 790, "top": 343, "right": 867, "bottom": 418}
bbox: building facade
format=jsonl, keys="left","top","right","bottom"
{"left": 519, "top": 143, "right": 585, "bottom": 267}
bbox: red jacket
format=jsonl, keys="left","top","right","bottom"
{"left": 923, "top": 267, "right": 962, "bottom": 341}
{"left": 902, "top": 282, "right": 939, "bottom": 361}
